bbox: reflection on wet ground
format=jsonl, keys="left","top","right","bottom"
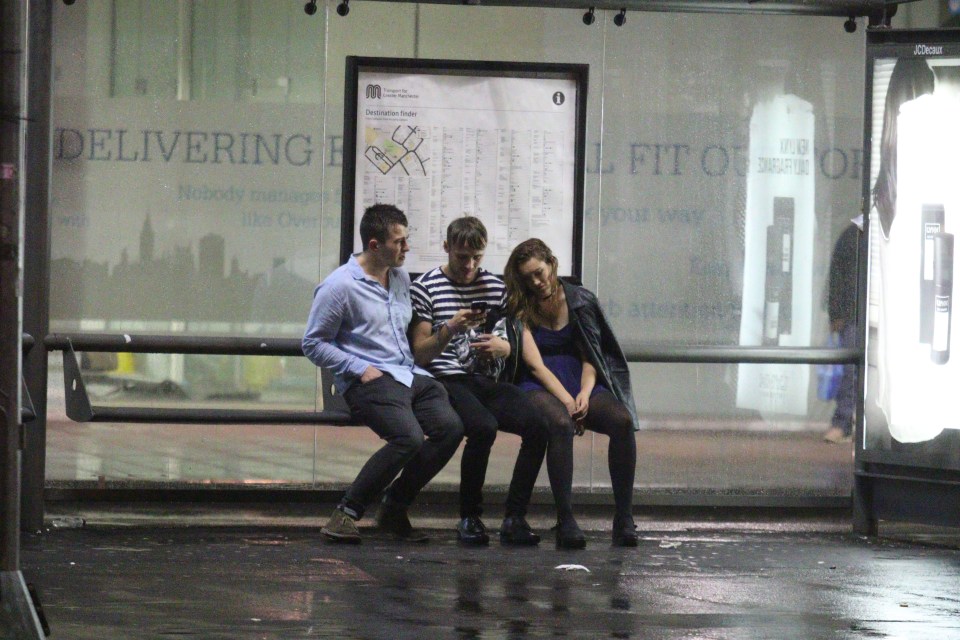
{"left": 18, "top": 507, "right": 960, "bottom": 639}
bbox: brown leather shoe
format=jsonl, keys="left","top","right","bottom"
{"left": 321, "top": 508, "right": 361, "bottom": 544}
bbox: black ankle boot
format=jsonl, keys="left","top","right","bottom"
{"left": 612, "top": 515, "right": 638, "bottom": 547}
{"left": 555, "top": 518, "right": 586, "bottom": 550}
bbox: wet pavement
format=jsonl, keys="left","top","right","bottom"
{"left": 17, "top": 505, "right": 960, "bottom": 639}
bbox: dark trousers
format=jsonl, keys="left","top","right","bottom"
{"left": 832, "top": 322, "right": 857, "bottom": 435}
{"left": 442, "top": 375, "right": 549, "bottom": 519}
{"left": 341, "top": 373, "right": 464, "bottom": 519}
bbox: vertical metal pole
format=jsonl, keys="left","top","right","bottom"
{"left": 0, "top": 0, "right": 26, "bottom": 581}
{"left": 20, "top": 0, "right": 53, "bottom": 534}
{"left": 0, "top": 0, "right": 45, "bottom": 635}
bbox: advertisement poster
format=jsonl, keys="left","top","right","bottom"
{"left": 345, "top": 59, "right": 585, "bottom": 277}
{"left": 50, "top": 98, "right": 325, "bottom": 334}
{"left": 866, "top": 37, "right": 960, "bottom": 465}
{"left": 736, "top": 92, "right": 816, "bottom": 416}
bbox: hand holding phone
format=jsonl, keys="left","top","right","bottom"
{"left": 448, "top": 303, "right": 485, "bottom": 335}
{"left": 468, "top": 300, "right": 488, "bottom": 326}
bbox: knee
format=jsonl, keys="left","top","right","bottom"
{"left": 524, "top": 421, "right": 549, "bottom": 448}
{"left": 547, "top": 416, "right": 576, "bottom": 442}
{"left": 610, "top": 413, "right": 634, "bottom": 440}
{"left": 440, "top": 414, "right": 466, "bottom": 446}
{"left": 465, "top": 417, "right": 497, "bottom": 447}
{"left": 391, "top": 430, "right": 425, "bottom": 458}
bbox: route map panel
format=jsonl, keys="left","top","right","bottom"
{"left": 343, "top": 58, "right": 587, "bottom": 278}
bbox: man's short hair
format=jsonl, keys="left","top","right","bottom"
{"left": 360, "top": 204, "right": 407, "bottom": 248}
{"left": 446, "top": 216, "right": 487, "bottom": 251}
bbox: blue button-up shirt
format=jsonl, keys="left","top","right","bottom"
{"left": 302, "top": 254, "right": 429, "bottom": 393}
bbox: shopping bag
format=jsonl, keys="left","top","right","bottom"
{"left": 816, "top": 332, "right": 843, "bottom": 401}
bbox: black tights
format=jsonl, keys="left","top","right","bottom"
{"left": 525, "top": 389, "right": 636, "bottom": 522}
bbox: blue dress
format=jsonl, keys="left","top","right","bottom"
{"left": 519, "top": 324, "right": 606, "bottom": 397}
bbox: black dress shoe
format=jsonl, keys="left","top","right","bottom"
{"left": 555, "top": 518, "right": 586, "bottom": 550}
{"left": 612, "top": 515, "right": 639, "bottom": 547}
{"left": 456, "top": 516, "right": 490, "bottom": 545}
{"left": 499, "top": 516, "right": 541, "bottom": 546}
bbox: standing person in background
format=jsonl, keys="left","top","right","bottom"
{"left": 410, "top": 216, "right": 549, "bottom": 547}
{"left": 824, "top": 217, "right": 861, "bottom": 444}
{"left": 302, "top": 204, "right": 464, "bottom": 544}
{"left": 503, "top": 238, "right": 640, "bottom": 549}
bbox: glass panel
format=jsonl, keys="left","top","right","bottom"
{"left": 598, "top": 12, "right": 864, "bottom": 424}
{"left": 46, "top": 355, "right": 850, "bottom": 492}
{"left": 51, "top": 0, "right": 325, "bottom": 339}
{"left": 71, "top": 353, "right": 316, "bottom": 410}
{"left": 597, "top": 12, "right": 864, "bottom": 345}
{"left": 47, "top": 1, "right": 859, "bottom": 496}
{"left": 46, "top": 354, "right": 319, "bottom": 483}
{"left": 48, "top": 0, "right": 329, "bottom": 484}
{"left": 191, "top": 0, "right": 248, "bottom": 101}
{"left": 608, "top": 363, "right": 852, "bottom": 495}
{"left": 318, "top": 1, "right": 418, "bottom": 277}
{"left": 112, "top": 0, "right": 178, "bottom": 98}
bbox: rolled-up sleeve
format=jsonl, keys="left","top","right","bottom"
{"left": 302, "top": 279, "right": 369, "bottom": 379}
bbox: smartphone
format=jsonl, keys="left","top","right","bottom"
{"left": 470, "top": 300, "right": 488, "bottom": 312}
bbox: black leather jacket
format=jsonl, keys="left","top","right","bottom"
{"left": 500, "top": 281, "right": 639, "bottom": 431}
{"left": 562, "top": 281, "right": 639, "bottom": 430}
{"left": 499, "top": 315, "right": 526, "bottom": 388}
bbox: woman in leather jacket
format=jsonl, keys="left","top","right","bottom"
{"left": 503, "top": 238, "right": 639, "bottom": 548}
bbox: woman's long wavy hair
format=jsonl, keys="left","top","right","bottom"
{"left": 503, "top": 238, "right": 560, "bottom": 327}
{"left": 873, "top": 58, "right": 934, "bottom": 238}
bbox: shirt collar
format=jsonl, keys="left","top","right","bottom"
{"left": 346, "top": 254, "right": 365, "bottom": 280}
{"left": 348, "top": 253, "right": 403, "bottom": 287}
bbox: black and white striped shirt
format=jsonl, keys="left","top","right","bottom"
{"left": 411, "top": 267, "right": 508, "bottom": 378}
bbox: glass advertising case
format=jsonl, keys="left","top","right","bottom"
{"left": 857, "top": 28, "right": 960, "bottom": 532}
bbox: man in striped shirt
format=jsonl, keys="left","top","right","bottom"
{"left": 410, "top": 217, "right": 548, "bottom": 546}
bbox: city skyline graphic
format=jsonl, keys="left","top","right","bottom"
{"left": 51, "top": 215, "right": 315, "bottom": 326}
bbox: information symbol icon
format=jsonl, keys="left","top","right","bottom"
{"left": 552, "top": 91, "right": 565, "bottom": 106}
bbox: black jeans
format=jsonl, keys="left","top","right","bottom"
{"left": 341, "top": 373, "right": 464, "bottom": 519}
{"left": 442, "top": 375, "right": 549, "bottom": 519}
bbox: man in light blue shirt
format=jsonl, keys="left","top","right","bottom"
{"left": 303, "top": 204, "right": 464, "bottom": 543}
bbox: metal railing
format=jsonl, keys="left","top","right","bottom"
{"left": 622, "top": 344, "right": 860, "bottom": 365}
{"left": 44, "top": 334, "right": 353, "bottom": 425}
{"left": 43, "top": 332, "right": 862, "bottom": 424}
